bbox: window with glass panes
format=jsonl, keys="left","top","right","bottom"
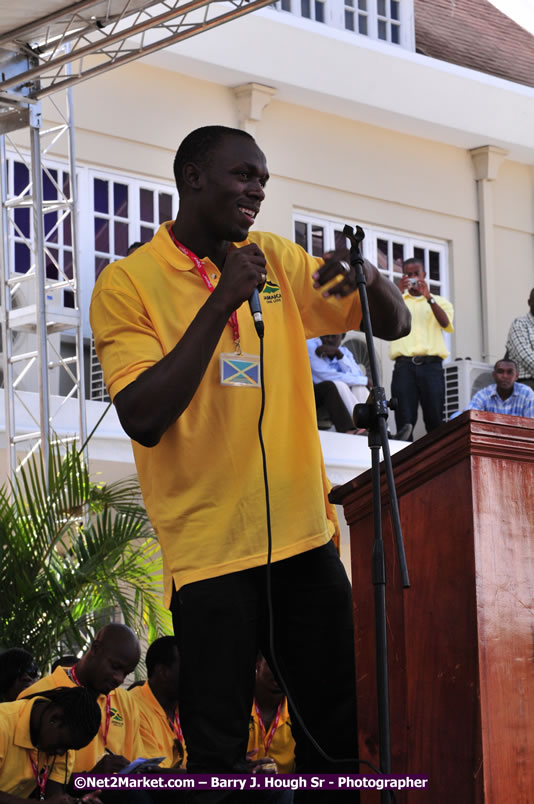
{"left": 293, "top": 212, "right": 449, "bottom": 299}
{"left": 93, "top": 177, "right": 130, "bottom": 279}
{"left": 5, "top": 157, "right": 75, "bottom": 307}
{"left": 376, "top": 0, "right": 401, "bottom": 43}
{"left": 4, "top": 151, "right": 178, "bottom": 331}
{"left": 275, "top": 0, "right": 410, "bottom": 47}
{"left": 91, "top": 171, "right": 177, "bottom": 281}
{"left": 301, "top": 0, "right": 325, "bottom": 23}
{"left": 355, "top": 0, "right": 368, "bottom": 35}
{"left": 139, "top": 187, "right": 175, "bottom": 244}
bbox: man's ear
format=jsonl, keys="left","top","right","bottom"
{"left": 182, "top": 161, "right": 203, "bottom": 191}
{"left": 48, "top": 707, "right": 64, "bottom": 726}
{"left": 89, "top": 640, "right": 101, "bottom": 657}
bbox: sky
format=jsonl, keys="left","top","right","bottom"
{"left": 488, "top": 0, "right": 534, "bottom": 34}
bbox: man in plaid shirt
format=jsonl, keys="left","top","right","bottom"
{"left": 505, "top": 289, "right": 534, "bottom": 390}
{"left": 467, "top": 358, "right": 534, "bottom": 418}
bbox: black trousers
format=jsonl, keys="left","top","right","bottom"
{"left": 391, "top": 358, "right": 444, "bottom": 434}
{"left": 171, "top": 542, "right": 359, "bottom": 802}
{"left": 313, "top": 381, "right": 354, "bottom": 432}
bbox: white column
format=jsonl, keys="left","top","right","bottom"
{"left": 470, "top": 145, "right": 508, "bottom": 363}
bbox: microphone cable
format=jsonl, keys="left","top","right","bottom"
{"left": 256, "top": 331, "right": 392, "bottom": 787}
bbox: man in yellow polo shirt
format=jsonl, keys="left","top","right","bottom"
{"left": 20, "top": 624, "right": 155, "bottom": 775}
{"left": 0, "top": 687, "right": 100, "bottom": 801}
{"left": 248, "top": 655, "right": 295, "bottom": 774}
{"left": 390, "top": 257, "right": 454, "bottom": 437}
{"left": 90, "top": 125, "right": 410, "bottom": 802}
{"left": 129, "top": 637, "right": 185, "bottom": 769}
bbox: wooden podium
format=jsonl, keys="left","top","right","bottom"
{"left": 330, "top": 411, "right": 534, "bottom": 803}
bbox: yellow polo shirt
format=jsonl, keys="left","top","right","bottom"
{"left": 247, "top": 698, "right": 295, "bottom": 774}
{"left": 90, "top": 224, "right": 361, "bottom": 602}
{"left": 389, "top": 292, "right": 454, "bottom": 360}
{"left": 129, "top": 681, "right": 186, "bottom": 769}
{"left": 20, "top": 667, "right": 148, "bottom": 771}
{"left": 0, "top": 698, "right": 72, "bottom": 798}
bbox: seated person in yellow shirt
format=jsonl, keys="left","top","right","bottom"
{"left": 248, "top": 654, "right": 295, "bottom": 775}
{"left": 0, "top": 686, "right": 100, "bottom": 803}
{"left": 129, "top": 637, "right": 185, "bottom": 769}
{"left": 20, "top": 624, "right": 153, "bottom": 775}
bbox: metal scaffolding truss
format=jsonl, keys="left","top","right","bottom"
{"left": 0, "top": 0, "right": 273, "bottom": 101}
{"left": 0, "top": 87, "right": 87, "bottom": 481}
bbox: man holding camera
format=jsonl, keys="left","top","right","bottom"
{"left": 389, "top": 257, "right": 454, "bottom": 437}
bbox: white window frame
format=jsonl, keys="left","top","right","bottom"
{"left": 293, "top": 210, "right": 449, "bottom": 295}
{"left": 274, "top": 0, "right": 415, "bottom": 50}
{"left": 293, "top": 209, "right": 451, "bottom": 352}
{"left": 4, "top": 151, "right": 75, "bottom": 300}
{"left": 5, "top": 150, "right": 178, "bottom": 339}
{"left": 82, "top": 167, "right": 178, "bottom": 336}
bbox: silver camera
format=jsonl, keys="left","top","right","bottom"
{"left": 407, "top": 277, "right": 419, "bottom": 287}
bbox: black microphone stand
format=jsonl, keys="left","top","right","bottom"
{"left": 343, "top": 224, "right": 410, "bottom": 804}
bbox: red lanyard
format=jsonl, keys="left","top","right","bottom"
{"left": 168, "top": 227, "right": 241, "bottom": 352}
{"left": 167, "top": 707, "right": 183, "bottom": 744}
{"left": 70, "top": 665, "right": 111, "bottom": 745}
{"left": 254, "top": 699, "right": 282, "bottom": 755}
{"left": 30, "top": 757, "right": 50, "bottom": 800}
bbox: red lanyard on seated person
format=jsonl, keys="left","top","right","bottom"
{"left": 70, "top": 664, "right": 111, "bottom": 745}
{"left": 30, "top": 754, "right": 54, "bottom": 800}
{"left": 168, "top": 227, "right": 241, "bottom": 353}
{"left": 254, "top": 699, "right": 282, "bottom": 755}
{"left": 167, "top": 707, "right": 183, "bottom": 744}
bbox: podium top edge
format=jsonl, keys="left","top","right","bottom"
{"left": 329, "top": 410, "right": 534, "bottom": 505}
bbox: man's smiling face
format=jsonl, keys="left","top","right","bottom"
{"left": 195, "top": 134, "right": 269, "bottom": 244}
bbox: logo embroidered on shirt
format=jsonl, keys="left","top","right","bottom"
{"left": 110, "top": 708, "right": 124, "bottom": 727}
{"left": 262, "top": 280, "right": 282, "bottom": 304}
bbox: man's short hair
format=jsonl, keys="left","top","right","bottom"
{"left": 173, "top": 126, "right": 255, "bottom": 193}
{"left": 0, "top": 648, "right": 37, "bottom": 698}
{"left": 403, "top": 257, "right": 424, "bottom": 270}
{"left": 24, "top": 687, "right": 101, "bottom": 750}
{"left": 494, "top": 358, "right": 518, "bottom": 371}
{"left": 145, "top": 636, "right": 178, "bottom": 678}
{"left": 51, "top": 655, "right": 78, "bottom": 672}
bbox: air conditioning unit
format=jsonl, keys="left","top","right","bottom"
{"left": 444, "top": 359, "right": 494, "bottom": 420}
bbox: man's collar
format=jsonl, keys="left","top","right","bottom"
{"left": 152, "top": 221, "right": 251, "bottom": 272}
{"left": 492, "top": 383, "right": 519, "bottom": 400}
{"left": 14, "top": 698, "right": 41, "bottom": 750}
{"left": 402, "top": 291, "right": 425, "bottom": 300}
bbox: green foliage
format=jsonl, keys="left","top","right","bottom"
{"left": 0, "top": 443, "right": 172, "bottom": 671}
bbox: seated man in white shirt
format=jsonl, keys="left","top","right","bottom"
{"left": 308, "top": 333, "right": 369, "bottom": 421}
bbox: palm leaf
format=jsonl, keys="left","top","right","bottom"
{"left": 0, "top": 441, "right": 172, "bottom": 670}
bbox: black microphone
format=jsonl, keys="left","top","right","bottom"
{"left": 249, "top": 288, "right": 264, "bottom": 338}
